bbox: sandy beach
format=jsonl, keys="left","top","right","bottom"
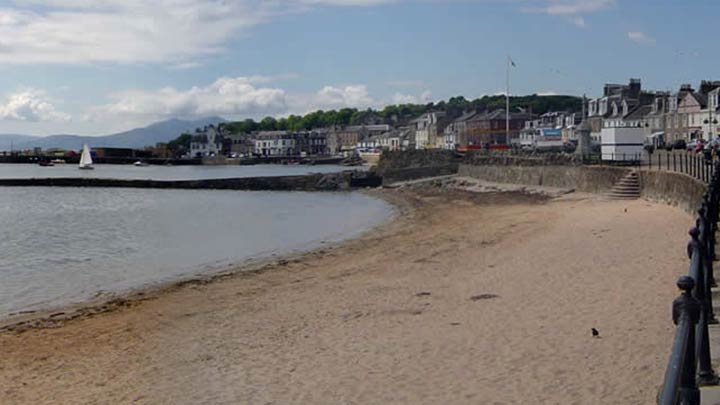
{"left": 0, "top": 184, "right": 692, "bottom": 404}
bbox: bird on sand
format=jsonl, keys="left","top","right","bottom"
{"left": 591, "top": 328, "right": 600, "bottom": 338}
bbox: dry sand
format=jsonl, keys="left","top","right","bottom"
{"left": 0, "top": 186, "right": 692, "bottom": 404}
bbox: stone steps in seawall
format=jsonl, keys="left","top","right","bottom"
{"left": 608, "top": 171, "right": 640, "bottom": 199}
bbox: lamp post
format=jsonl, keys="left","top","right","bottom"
{"left": 704, "top": 94, "right": 718, "bottom": 142}
{"left": 704, "top": 116, "right": 718, "bottom": 142}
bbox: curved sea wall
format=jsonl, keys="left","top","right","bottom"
{"left": 0, "top": 170, "right": 382, "bottom": 192}
{"left": 457, "top": 164, "right": 627, "bottom": 194}
{"left": 376, "top": 150, "right": 460, "bottom": 184}
{"left": 637, "top": 169, "right": 706, "bottom": 214}
{"left": 458, "top": 161, "right": 706, "bottom": 214}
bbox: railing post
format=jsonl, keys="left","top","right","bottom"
{"left": 700, "top": 203, "right": 719, "bottom": 325}
{"left": 710, "top": 167, "right": 720, "bottom": 265}
{"left": 660, "top": 275, "right": 701, "bottom": 405}
{"left": 699, "top": 155, "right": 701, "bottom": 180}
{"left": 689, "top": 226, "right": 720, "bottom": 386}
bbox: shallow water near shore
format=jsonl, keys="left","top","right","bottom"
{"left": 0, "top": 187, "right": 392, "bottom": 317}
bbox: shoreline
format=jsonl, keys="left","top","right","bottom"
{"left": 0, "top": 184, "right": 691, "bottom": 404}
{"left": 0, "top": 189, "right": 407, "bottom": 333}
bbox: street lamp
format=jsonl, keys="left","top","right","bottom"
{"left": 704, "top": 118, "right": 718, "bottom": 141}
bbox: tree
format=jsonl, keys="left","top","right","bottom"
{"left": 259, "top": 116, "right": 278, "bottom": 131}
{"left": 213, "top": 94, "right": 582, "bottom": 135}
{"left": 168, "top": 133, "right": 193, "bottom": 156}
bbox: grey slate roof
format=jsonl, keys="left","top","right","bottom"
{"left": 690, "top": 93, "right": 709, "bottom": 108}
{"left": 454, "top": 111, "right": 479, "bottom": 123}
{"left": 623, "top": 105, "right": 652, "bottom": 120}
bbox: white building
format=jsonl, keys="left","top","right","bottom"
{"left": 600, "top": 127, "right": 645, "bottom": 161}
{"left": 254, "top": 131, "right": 299, "bottom": 156}
{"left": 356, "top": 129, "right": 410, "bottom": 152}
{"left": 413, "top": 112, "right": 448, "bottom": 149}
{"left": 701, "top": 87, "right": 720, "bottom": 141}
{"left": 189, "top": 125, "right": 223, "bottom": 157}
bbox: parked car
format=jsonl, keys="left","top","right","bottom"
{"left": 666, "top": 139, "right": 686, "bottom": 150}
{"left": 687, "top": 139, "right": 704, "bottom": 153}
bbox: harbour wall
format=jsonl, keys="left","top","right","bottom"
{"left": 376, "top": 149, "right": 460, "bottom": 184}
{"left": 0, "top": 171, "right": 382, "bottom": 192}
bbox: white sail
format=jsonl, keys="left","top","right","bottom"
{"left": 79, "top": 144, "right": 93, "bottom": 168}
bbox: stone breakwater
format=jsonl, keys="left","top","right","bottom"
{"left": 0, "top": 170, "right": 382, "bottom": 192}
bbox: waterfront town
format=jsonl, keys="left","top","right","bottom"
{"left": 186, "top": 78, "right": 720, "bottom": 157}
{"left": 7, "top": 1, "right": 720, "bottom": 403}
{"left": 3, "top": 78, "right": 720, "bottom": 165}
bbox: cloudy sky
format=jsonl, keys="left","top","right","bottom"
{"left": 0, "top": 0, "right": 717, "bottom": 135}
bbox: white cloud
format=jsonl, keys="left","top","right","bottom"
{"left": 95, "top": 76, "right": 289, "bottom": 121}
{"left": 627, "top": 31, "right": 655, "bottom": 45}
{"left": 392, "top": 93, "right": 419, "bottom": 104}
{"left": 524, "top": 0, "right": 614, "bottom": 15}
{"left": 537, "top": 91, "right": 558, "bottom": 96}
{"left": 93, "top": 77, "right": 405, "bottom": 123}
{"left": 0, "top": 0, "right": 398, "bottom": 65}
{"left": 571, "top": 16, "right": 585, "bottom": 27}
{"left": 168, "top": 62, "right": 203, "bottom": 70}
{"left": 0, "top": 0, "right": 616, "bottom": 66}
{"left": 388, "top": 90, "right": 434, "bottom": 105}
{"left": 0, "top": 89, "right": 70, "bottom": 122}
{"left": 306, "top": 85, "right": 375, "bottom": 110}
{"left": 522, "top": 0, "right": 614, "bottom": 27}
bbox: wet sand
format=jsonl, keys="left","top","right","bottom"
{"left": 0, "top": 187, "right": 691, "bottom": 404}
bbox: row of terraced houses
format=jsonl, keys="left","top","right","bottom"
{"left": 187, "top": 78, "right": 720, "bottom": 157}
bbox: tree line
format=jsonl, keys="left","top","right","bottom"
{"left": 169, "top": 94, "right": 582, "bottom": 149}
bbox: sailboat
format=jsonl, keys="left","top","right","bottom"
{"left": 78, "top": 144, "right": 94, "bottom": 170}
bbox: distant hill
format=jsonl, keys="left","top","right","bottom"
{"left": 4, "top": 117, "right": 226, "bottom": 151}
{"left": 0, "top": 134, "right": 42, "bottom": 151}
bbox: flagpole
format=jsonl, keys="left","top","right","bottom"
{"left": 506, "top": 56, "right": 510, "bottom": 145}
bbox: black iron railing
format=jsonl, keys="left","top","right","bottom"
{"left": 645, "top": 151, "right": 718, "bottom": 184}
{"left": 586, "top": 152, "right": 717, "bottom": 184}
{"left": 478, "top": 150, "right": 716, "bottom": 183}
{"left": 659, "top": 161, "right": 720, "bottom": 404}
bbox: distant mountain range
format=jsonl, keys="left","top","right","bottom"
{"left": 0, "top": 117, "right": 226, "bottom": 151}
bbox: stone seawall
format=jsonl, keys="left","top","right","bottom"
{"left": 458, "top": 164, "right": 628, "bottom": 194}
{"left": 381, "top": 165, "right": 459, "bottom": 184}
{"left": 376, "top": 150, "right": 460, "bottom": 184}
{"left": 638, "top": 170, "right": 706, "bottom": 214}
{"left": 0, "top": 171, "right": 382, "bottom": 192}
{"left": 376, "top": 149, "right": 458, "bottom": 171}
{"left": 459, "top": 163, "right": 706, "bottom": 214}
